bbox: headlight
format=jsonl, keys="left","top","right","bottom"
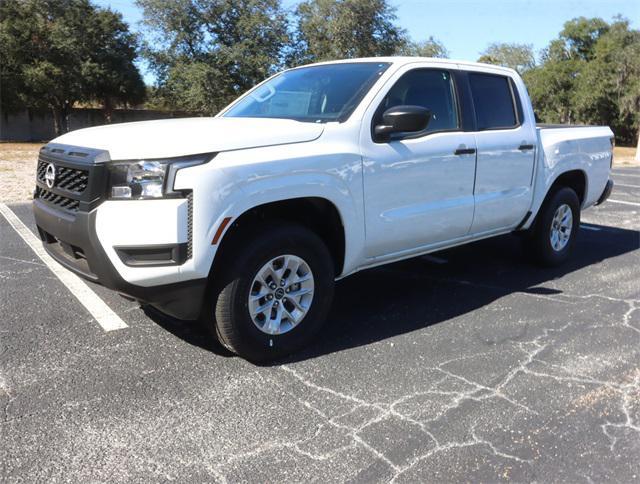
{"left": 107, "top": 153, "right": 214, "bottom": 199}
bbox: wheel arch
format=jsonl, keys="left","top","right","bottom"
{"left": 548, "top": 169, "right": 588, "bottom": 207}
{"left": 525, "top": 168, "right": 588, "bottom": 231}
{"left": 211, "top": 196, "right": 349, "bottom": 278}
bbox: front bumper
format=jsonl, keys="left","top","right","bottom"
{"left": 33, "top": 193, "right": 206, "bottom": 321}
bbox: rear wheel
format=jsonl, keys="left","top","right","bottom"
{"left": 528, "top": 187, "right": 580, "bottom": 266}
{"left": 204, "top": 224, "right": 335, "bottom": 362}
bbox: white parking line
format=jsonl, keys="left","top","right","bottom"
{"left": 607, "top": 199, "right": 640, "bottom": 207}
{"left": 580, "top": 224, "right": 601, "bottom": 231}
{"left": 612, "top": 173, "right": 640, "bottom": 178}
{"left": 614, "top": 183, "right": 640, "bottom": 188}
{"left": 422, "top": 254, "right": 448, "bottom": 264}
{"left": 0, "top": 203, "right": 128, "bottom": 332}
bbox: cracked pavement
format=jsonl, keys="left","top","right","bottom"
{"left": 1, "top": 167, "right": 639, "bottom": 482}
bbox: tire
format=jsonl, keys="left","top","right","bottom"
{"left": 203, "top": 223, "right": 335, "bottom": 362}
{"left": 528, "top": 187, "right": 580, "bottom": 266}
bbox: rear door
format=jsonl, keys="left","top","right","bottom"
{"left": 466, "top": 70, "right": 536, "bottom": 234}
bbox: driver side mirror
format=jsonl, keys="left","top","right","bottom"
{"left": 374, "top": 105, "right": 431, "bottom": 142}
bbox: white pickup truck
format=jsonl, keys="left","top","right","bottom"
{"left": 33, "top": 57, "right": 614, "bottom": 361}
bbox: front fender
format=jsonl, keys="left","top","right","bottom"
{"left": 175, "top": 145, "right": 366, "bottom": 279}
{"left": 215, "top": 171, "right": 364, "bottom": 278}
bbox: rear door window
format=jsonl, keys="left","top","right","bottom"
{"left": 469, "top": 73, "right": 517, "bottom": 130}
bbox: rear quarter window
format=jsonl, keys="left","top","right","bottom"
{"left": 469, "top": 73, "right": 518, "bottom": 130}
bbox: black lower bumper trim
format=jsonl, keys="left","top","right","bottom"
{"left": 33, "top": 199, "right": 206, "bottom": 320}
{"left": 115, "top": 243, "right": 188, "bottom": 267}
{"left": 596, "top": 179, "right": 614, "bottom": 206}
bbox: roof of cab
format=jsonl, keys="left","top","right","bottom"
{"left": 299, "top": 56, "right": 518, "bottom": 76}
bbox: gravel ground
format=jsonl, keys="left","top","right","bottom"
{"left": 0, "top": 143, "right": 41, "bottom": 203}
{"left": 0, "top": 168, "right": 638, "bottom": 482}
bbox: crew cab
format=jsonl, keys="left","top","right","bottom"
{"left": 33, "top": 58, "right": 614, "bottom": 361}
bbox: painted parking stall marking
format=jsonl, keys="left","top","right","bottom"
{"left": 612, "top": 173, "right": 640, "bottom": 178}
{"left": 607, "top": 199, "right": 640, "bottom": 207}
{"left": 580, "top": 224, "right": 601, "bottom": 231}
{"left": 0, "top": 202, "right": 128, "bottom": 332}
{"left": 421, "top": 254, "right": 448, "bottom": 264}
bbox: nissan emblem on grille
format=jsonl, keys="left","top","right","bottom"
{"left": 44, "top": 163, "right": 56, "bottom": 188}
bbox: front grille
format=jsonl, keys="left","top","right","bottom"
{"left": 37, "top": 159, "right": 89, "bottom": 194}
{"left": 34, "top": 186, "right": 80, "bottom": 212}
{"left": 34, "top": 145, "right": 109, "bottom": 214}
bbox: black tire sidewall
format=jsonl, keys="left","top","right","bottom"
{"left": 533, "top": 187, "right": 580, "bottom": 266}
{"left": 215, "top": 225, "right": 334, "bottom": 362}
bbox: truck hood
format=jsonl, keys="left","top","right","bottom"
{"left": 52, "top": 117, "right": 325, "bottom": 160}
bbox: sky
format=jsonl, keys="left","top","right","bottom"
{"left": 94, "top": 0, "right": 639, "bottom": 85}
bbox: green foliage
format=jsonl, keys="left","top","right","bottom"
{"left": 0, "top": 0, "right": 145, "bottom": 134}
{"left": 397, "top": 37, "right": 449, "bottom": 58}
{"left": 524, "top": 16, "right": 640, "bottom": 144}
{"left": 143, "top": 85, "right": 172, "bottom": 111}
{"left": 290, "top": 0, "right": 407, "bottom": 64}
{"left": 523, "top": 59, "right": 581, "bottom": 123}
{"left": 138, "top": 0, "right": 290, "bottom": 114}
{"left": 559, "top": 16, "right": 610, "bottom": 61}
{"left": 4, "top": 2, "right": 636, "bottom": 146}
{"left": 572, "top": 18, "right": 640, "bottom": 142}
{"left": 477, "top": 43, "right": 535, "bottom": 73}
{"left": 82, "top": 7, "right": 146, "bottom": 119}
{"left": 140, "top": 0, "right": 424, "bottom": 111}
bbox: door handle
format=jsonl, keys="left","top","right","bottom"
{"left": 518, "top": 144, "right": 534, "bottom": 151}
{"left": 454, "top": 148, "right": 476, "bottom": 155}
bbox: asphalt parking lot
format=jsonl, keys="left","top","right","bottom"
{"left": 1, "top": 167, "right": 639, "bottom": 482}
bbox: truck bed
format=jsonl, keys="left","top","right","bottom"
{"left": 537, "top": 123, "right": 599, "bottom": 129}
{"left": 532, "top": 124, "right": 613, "bottom": 214}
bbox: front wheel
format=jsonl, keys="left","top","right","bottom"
{"left": 528, "top": 187, "right": 580, "bottom": 266}
{"left": 204, "top": 224, "right": 335, "bottom": 362}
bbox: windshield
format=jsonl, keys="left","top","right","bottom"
{"left": 224, "top": 62, "right": 390, "bottom": 123}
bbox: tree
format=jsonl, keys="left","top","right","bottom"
{"left": 523, "top": 59, "right": 580, "bottom": 123}
{"left": 82, "top": 8, "right": 147, "bottom": 122}
{"left": 477, "top": 42, "right": 535, "bottom": 73}
{"left": 571, "top": 18, "right": 640, "bottom": 143}
{"left": 397, "top": 36, "right": 449, "bottom": 58}
{"left": 524, "top": 33, "right": 585, "bottom": 124}
{"left": 290, "top": 0, "right": 406, "bottom": 64}
{"left": 523, "top": 16, "right": 640, "bottom": 145}
{"left": 138, "top": 0, "right": 290, "bottom": 114}
{"left": 559, "top": 16, "right": 609, "bottom": 61}
{"left": 0, "top": 0, "right": 145, "bottom": 134}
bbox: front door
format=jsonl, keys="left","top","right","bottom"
{"left": 360, "top": 67, "right": 477, "bottom": 258}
